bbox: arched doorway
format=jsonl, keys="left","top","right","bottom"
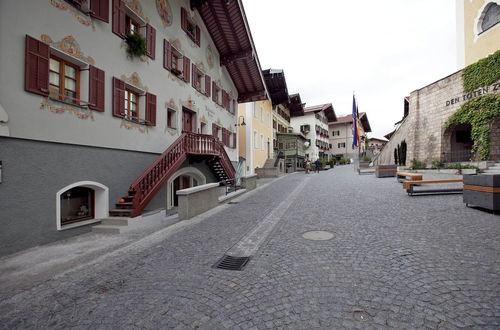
{"left": 167, "top": 167, "right": 207, "bottom": 209}
{"left": 443, "top": 124, "right": 473, "bottom": 162}
{"left": 56, "top": 181, "right": 109, "bottom": 230}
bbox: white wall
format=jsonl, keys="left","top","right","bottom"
{"left": 0, "top": 0, "right": 239, "bottom": 160}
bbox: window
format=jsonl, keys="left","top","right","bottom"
{"left": 260, "top": 106, "right": 263, "bottom": 122}
{"left": 49, "top": 56, "right": 80, "bottom": 105}
{"left": 479, "top": 2, "right": 500, "bottom": 33}
{"left": 261, "top": 134, "right": 264, "bottom": 150}
{"left": 192, "top": 64, "right": 204, "bottom": 92}
{"left": 181, "top": 7, "right": 200, "bottom": 46}
{"left": 273, "top": 119, "right": 277, "bottom": 129}
{"left": 64, "top": 0, "right": 109, "bottom": 22}
{"left": 200, "top": 122, "right": 206, "bottom": 134}
{"left": 113, "top": 0, "right": 155, "bottom": 59}
{"left": 126, "top": 15, "right": 140, "bottom": 35}
{"left": 253, "top": 104, "right": 257, "bottom": 118}
{"left": 212, "top": 82, "right": 221, "bottom": 105}
{"left": 60, "top": 186, "right": 94, "bottom": 226}
{"left": 124, "top": 89, "right": 139, "bottom": 121}
{"left": 25, "top": 35, "right": 105, "bottom": 111}
{"left": 163, "top": 40, "right": 190, "bottom": 83}
{"left": 338, "top": 142, "right": 346, "bottom": 148}
{"left": 254, "top": 131, "right": 258, "bottom": 149}
{"left": 112, "top": 77, "right": 156, "bottom": 125}
{"left": 212, "top": 123, "right": 221, "bottom": 140}
{"left": 167, "top": 108, "right": 176, "bottom": 129}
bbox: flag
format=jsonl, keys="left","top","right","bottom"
{"left": 352, "top": 95, "right": 359, "bottom": 147}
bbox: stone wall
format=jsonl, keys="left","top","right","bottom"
{"left": 376, "top": 69, "right": 500, "bottom": 165}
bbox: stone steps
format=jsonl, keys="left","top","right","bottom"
{"left": 92, "top": 217, "right": 131, "bottom": 234}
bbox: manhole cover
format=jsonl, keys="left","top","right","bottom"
{"left": 302, "top": 231, "right": 334, "bottom": 241}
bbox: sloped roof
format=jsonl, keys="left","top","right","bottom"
{"left": 287, "top": 93, "right": 304, "bottom": 117}
{"left": 304, "top": 103, "right": 337, "bottom": 122}
{"left": 193, "top": 0, "right": 268, "bottom": 103}
{"left": 330, "top": 113, "right": 372, "bottom": 132}
{"left": 262, "top": 69, "right": 289, "bottom": 106}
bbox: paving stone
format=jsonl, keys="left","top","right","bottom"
{"left": 0, "top": 166, "right": 498, "bottom": 328}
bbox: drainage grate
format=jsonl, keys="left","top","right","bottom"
{"left": 227, "top": 201, "right": 239, "bottom": 204}
{"left": 213, "top": 255, "right": 250, "bottom": 271}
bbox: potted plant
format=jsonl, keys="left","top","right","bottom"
{"left": 125, "top": 33, "right": 147, "bottom": 58}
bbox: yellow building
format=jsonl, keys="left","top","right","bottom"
{"left": 238, "top": 99, "right": 273, "bottom": 174}
{"left": 457, "top": 0, "right": 500, "bottom": 67}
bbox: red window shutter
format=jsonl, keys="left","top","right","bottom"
{"left": 163, "top": 39, "right": 172, "bottom": 70}
{"left": 25, "top": 35, "right": 49, "bottom": 96}
{"left": 195, "top": 26, "right": 201, "bottom": 46}
{"left": 183, "top": 56, "right": 190, "bottom": 83}
{"left": 221, "top": 128, "right": 227, "bottom": 145}
{"left": 145, "top": 93, "right": 157, "bottom": 126}
{"left": 191, "top": 63, "right": 197, "bottom": 89}
{"left": 233, "top": 131, "right": 237, "bottom": 148}
{"left": 146, "top": 24, "right": 156, "bottom": 59}
{"left": 90, "top": 0, "right": 109, "bottom": 23}
{"left": 112, "top": 0, "right": 126, "bottom": 37}
{"left": 112, "top": 77, "right": 125, "bottom": 118}
{"left": 212, "top": 123, "right": 217, "bottom": 138}
{"left": 181, "top": 7, "right": 187, "bottom": 32}
{"left": 212, "top": 81, "right": 217, "bottom": 103}
{"left": 89, "top": 65, "right": 105, "bottom": 112}
{"left": 205, "top": 75, "right": 211, "bottom": 97}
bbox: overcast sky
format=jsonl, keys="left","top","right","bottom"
{"left": 243, "top": 0, "right": 458, "bottom": 139}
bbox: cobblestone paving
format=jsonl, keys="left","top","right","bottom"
{"left": 1, "top": 166, "right": 499, "bottom": 329}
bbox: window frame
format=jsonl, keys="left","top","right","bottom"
{"left": 49, "top": 55, "right": 81, "bottom": 106}
{"left": 124, "top": 88, "right": 140, "bottom": 122}
{"left": 167, "top": 108, "right": 177, "bottom": 129}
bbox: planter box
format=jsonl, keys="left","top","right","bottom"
{"left": 375, "top": 165, "right": 397, "bottom": 178}
{"left": 463, "top": 174, "right": 500, "bottom": 211}
{"left": 359, "top": 161, "right": 370, "bottom": 168}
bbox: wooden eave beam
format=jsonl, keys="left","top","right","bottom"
{"left": 220, "top": 49, "right": 253, "bottom": 66}
{"left": 238, "top": 90, "right": 266, "bottom": 102}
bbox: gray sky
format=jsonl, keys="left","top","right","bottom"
{"left": 243, "top": 0, "right": 458, "bottom": 139}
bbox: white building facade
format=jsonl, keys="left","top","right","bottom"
{"left": 0, "top": 0, "right": 266, "bottom": 256}
{"left": 289, "top": 104, "right": 336, "bottom": 161}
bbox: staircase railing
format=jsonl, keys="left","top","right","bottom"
{"left": 128, "top": 132, "right": 235, "bottom": 217}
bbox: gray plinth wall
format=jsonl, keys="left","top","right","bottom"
{"left": 0, "top": 137, "right": 216, "bottom": 256}
{"left": 375, "top": 165, "right": 397, "bottom": 178}
{"left": 463, "top": 174, "right": 500, "bottom": 211}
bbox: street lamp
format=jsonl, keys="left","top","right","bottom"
{"left": 235, "top": 116, "right": 246, "bottom": 126}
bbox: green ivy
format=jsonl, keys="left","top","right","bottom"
{"left": 444, "top": 94, "right": 500, "bottom": 160}
{"left": 462, "top": 50, "right": 500, "bottom": 92}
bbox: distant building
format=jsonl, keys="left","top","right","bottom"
{"left": 456, "top": 0, "right": 500, "bottom": 68}
{"left": 290, "top": 104, "right": 337, "bottom": 161}
{"left": 238, "top": 99, "right": 273, "bottom": 174}
{"left": 328, "top": 113, "right": 371, "bottom": 160}
{"left": 368, "top": 137, "right": 388, "bottom": 155}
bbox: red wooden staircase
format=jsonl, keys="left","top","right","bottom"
{"left": 110, "top": 132, "right": 235, "bottom": 217}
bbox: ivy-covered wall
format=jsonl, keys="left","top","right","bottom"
{"left": 444, "top": 51, "right": 500, "bottom": 160}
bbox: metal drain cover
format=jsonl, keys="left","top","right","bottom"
{"left": 213, "top": 255, "right": 250, "bottom": 271}
{"left": 302, "top": 231, "right": 334, "bottom": 241}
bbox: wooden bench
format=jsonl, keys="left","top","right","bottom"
{"left": 397, "top": 172, "right": 423, "bottom": 182}
{"left": 403, "top": 179, "right": 463, "bottom": 196}
{"left": 357, "top": 167, "right": 375, "bottom": 175}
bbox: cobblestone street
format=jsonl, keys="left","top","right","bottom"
{"left": 1, "top": 165, "right": 499, "bottom": 329}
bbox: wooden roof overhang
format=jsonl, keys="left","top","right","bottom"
{"left": 304, "top": 103, "right": 337, "bottom": 122}
{"left": 262, "top": 69, "right": 289, "bottom": 106}
{"left": 192, "top": 0, "right": 268, "bottom": 103}
{"left": 287, "top": 93, "right": 304, "bottom": 117}
{"left": 360, "top": 113, "right": 372, "bottom": 132}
